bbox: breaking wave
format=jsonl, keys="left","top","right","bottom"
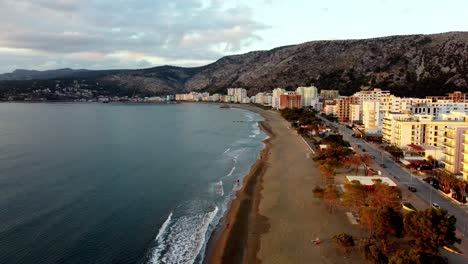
{"left": 149, "top": 206, "right": 219, "bottom": 264}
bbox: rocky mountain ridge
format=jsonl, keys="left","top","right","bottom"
{"left": 1, "top": 32, "right": 467, "bottom": 97}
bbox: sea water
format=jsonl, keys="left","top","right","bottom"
{"left": 0, "top": 103, "right": 267, "bottom": 264}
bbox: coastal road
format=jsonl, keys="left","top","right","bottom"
{"left": 316, "top": 114, "right": 468, "bottom": 239}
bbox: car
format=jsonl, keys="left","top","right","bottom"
{"left": 408, "top": 186, "right": 417, "bottom": 192}
{"left": 431, "top": 202, "right": 440, "bottom": 209}
{"left": 362, "top": 149, "right": 366, "bottom": 152}
{"left": 381, "top": 163, "right": 387, "bottom": 168}
{"left": 371, "top": 156, "right": 376, "bottom": 159}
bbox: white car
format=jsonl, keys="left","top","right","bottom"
{"left": 431, "top": 202, "right": 440, "bottom": 209}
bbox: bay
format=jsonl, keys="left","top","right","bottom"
{"left": 0, "top": 103, "right": 266, "bottom": 264}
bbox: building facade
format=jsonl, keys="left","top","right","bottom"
{"left": 442, "top": 127, "right": 467, "bottom": 174}
{"left": 279, "top": 92, "right": 302, "bottom": 109}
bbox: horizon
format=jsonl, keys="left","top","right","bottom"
{"left": 1, "top": 0, "right": 468, "bottom": 74}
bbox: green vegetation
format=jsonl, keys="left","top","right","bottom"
{"left": 384, "top": 145, "right": 404, "bottom": 161}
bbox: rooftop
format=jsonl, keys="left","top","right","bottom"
{"left": 346, "top": 176, "right": 397, "bottom": 187}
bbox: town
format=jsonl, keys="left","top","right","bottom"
{"left": 176, "top": 87, "right": 468, "bottom": 202}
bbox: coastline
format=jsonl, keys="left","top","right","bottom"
{"left": 207, "top": 104, "right": 362, "bottom": 264}
{"left": 206, "top": 105, "right": 273, "bottom": 264}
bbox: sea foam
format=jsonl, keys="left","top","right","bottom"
{"left": 149, "top": 207, "right": 219, "bottom": 264}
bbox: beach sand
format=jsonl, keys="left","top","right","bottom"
{"left": 208, "top": 106, "right": 361, "bottom": 264}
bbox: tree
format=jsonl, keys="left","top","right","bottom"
{"left": 313, "top": 186, "right": 324, "bottom": 198}
{"left": 368, "top": 183, "right": 401, "bottom": 211}
{"left": 389, "top": 249, "right": 448, "bottom": 264}
{"left": 358, "top": 238, "right": 388, "bottom": 264}
{"left": 385, "top": 145, "right": 403, "bottom": 161}
{"left": 323, "top": 184, "right": 339, "bottom": 213}
{"left": 359, "top": 207, "right": 377, "bottom": 236}
{"left": 372, "top": 206, "right": 403, "bottom": 251}
{"left": 345, "top": 154, "right": 363, "bottom": 175}
{"left": 333, "top": 233, "right": 355, "bottom": 254}
{"left": 403, "top": 209, "right": 460, "bottom": 255}
{"left": 343, "top": 181, "right": 368, "bottom": 213}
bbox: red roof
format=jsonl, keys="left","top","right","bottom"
{"left": 407, "top": 144, "right": 424, "bottom": 152}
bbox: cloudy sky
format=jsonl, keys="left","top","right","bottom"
{"left": 1, "top": 0, "right": 466, "bottom": 73}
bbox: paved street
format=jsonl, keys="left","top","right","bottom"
{"left": 316, "top": 114, "right": 468, "bottom": 239}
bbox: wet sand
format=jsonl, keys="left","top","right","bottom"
{"left": 209, "top": 106, "right": 360, "bottom": 264}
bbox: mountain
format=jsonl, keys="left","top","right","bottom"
{"left": 1, "top": 32, "right": 468, "bottom": 97}
{"left": 0, "top": 68, "right": 91, "bottom": 81}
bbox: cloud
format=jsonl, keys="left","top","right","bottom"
{"left": 0, "top": 0, "right": 267, "bottom": 72}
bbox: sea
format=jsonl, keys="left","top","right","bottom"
{"left": 0, "top": 102, "right": 267, "bottom": 264}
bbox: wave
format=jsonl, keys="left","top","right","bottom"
{"left": 149, "top": 207, "right": 219, "bottom": 264}
{"left": 226, "top": 166, "right": 236, "bottom": 177}
{"left": 213, "top": 181, "right": 224, "bottom": 197}
{"left": 222, "top": 147, "right": 231, "bottom": 154}
{"left": 150, "top": 212, "right": 173, "bottom": 263}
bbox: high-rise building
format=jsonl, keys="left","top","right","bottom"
{"left": 272, "top": 88, "right": 286, "bottom": 110}
{"left": 296, "top": 85, "right": 318, "bottom": 107}
{"left": 335, "top": 96, "right": 359, "bottom": 122}
{"left": 362, "top": 100, "right": 383, "bottom": 134}
{"left": 442, "top": 127, "right": 467, "bottom": 174}
{"left": 279, "top": 92, "right": 302, "bottom": 109}
{"left": 461, "top": 130, "right": 468, "bottom": 180}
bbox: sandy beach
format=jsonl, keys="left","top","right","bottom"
{"left": 209, "top": 106, "right": 361, "bottom": 264}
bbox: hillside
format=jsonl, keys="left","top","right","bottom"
{"left": 1, "top": 32, "right": 467, "bottom": 97}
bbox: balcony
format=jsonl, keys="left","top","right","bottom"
{"left": 443, "top": 141, "right": 456, "bottom": 149}
{"left": 443, "top": 159, "right": 455, "bottom": 166}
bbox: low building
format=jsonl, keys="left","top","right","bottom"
{"left": 346, "top": 176, "right": 397, "bottom": 187}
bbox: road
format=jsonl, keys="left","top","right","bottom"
{"left": 316, "top": 114, "right": 468, "bottom": 239}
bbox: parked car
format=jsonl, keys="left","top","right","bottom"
{"left": 408, "top": 186, "right": 417, "bottom": 192}
{"left": 381, "top": 163, "right": 387, "bottom": 168}
{"left": 431, "top": 202, "right": 440, "bottom": 209}
{"left": 362, "top": 149, "right": 366, "bottom": 152}
{"left": 371, "top": 156, "right": 376, "bottom": 159}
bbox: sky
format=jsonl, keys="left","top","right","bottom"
{"left": 0, "top": 0, "right": 467, "bottom": 73}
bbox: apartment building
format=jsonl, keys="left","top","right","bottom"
{"left": 461, "top": 130, "right": 468, "bottom": 180}
{"left": 335, "top": 96, "right": 359, "bottom": 122}
{"left": 296, "top": 86, "right": 318, "bottom": 107}
{"left": 272, "top": 88, "right": 286, "bottom": 110}
{"left": 442, "top": 127, "right": 467, "bottom": 174}
{"left": 279, "top": 92, "right": 302, "bottom": 109}
{"left": 383, "top": 112, "right": 468, "bottom": 148}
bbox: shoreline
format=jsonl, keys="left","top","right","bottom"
{"left": 208, "top": 103, "right": 362, "bottom": 264}
{"left": 206, "top": 105, "right": 273, "bottom": 264}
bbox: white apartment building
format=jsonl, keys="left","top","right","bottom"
{"left": 272, "top": 88, "right": 286, "bottom": 110}
{"left": 350, "top": 104, "right": 362, "bottom": 123}
{"left": 411, "top": 100, "right": 468, "bottom": 119}
{"left": 226, "top": 88, "right": 247, "bottom": 102}
{"left": 254, "top": 92, "right": 272, "bottom": 106}
{"left": 461, "top": 130, "right": 468, "bottom": 180}
{"left": 442, "top": 127, "right": 467, "bottom": 174}
{"left": 362, "top": 100, "right": 383, "bottom": 134}
{"left": 296, "top": 85, "right": 318, "bottom": 107}
{"left": 353, "top": 88, "right": 391, "bottom": 102}
{"left": 383, "top": 112, "right": 468, "bottom": 149}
